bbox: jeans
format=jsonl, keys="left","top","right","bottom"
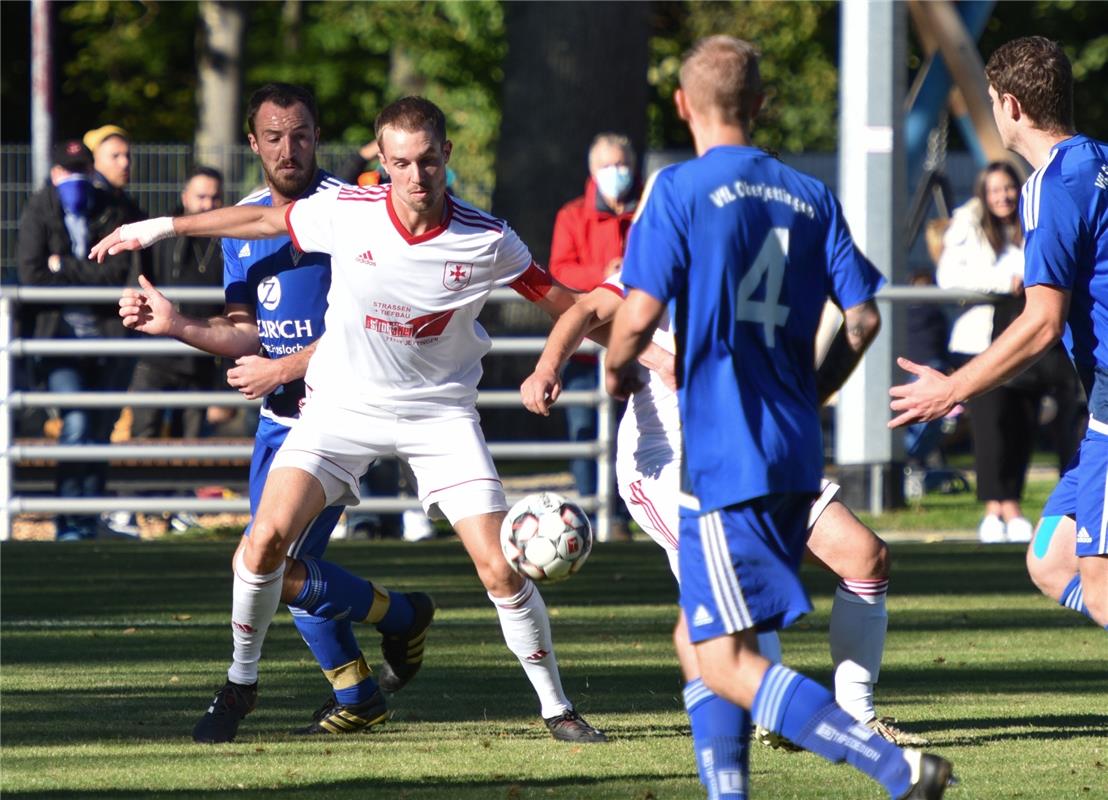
{"left": 48, "top": 361, "right": 116, "bottom": 540}
{"left": 562, "top": 359, "right": 598, "bottom": 496}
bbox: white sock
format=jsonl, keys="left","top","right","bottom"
{"left": 756, "top": 630, "right": 782, "bottom": 663}
{"left": 829, "top": 578, "right": 888, "bottom": 723}
{"left": 227, "top": 550, "right": 285, "bottom": 687}
{"left": 489, "top": 580, "right": 571, "bottom": 719}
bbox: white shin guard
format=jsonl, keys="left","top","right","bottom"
{"left": 829, "top": 580, "right": 888, "bottom": 723}
{"left": 227, "top": 550, "right": 286, "bottom": 687}
{"left": 489, "top": 580, "right": 570, "bottom": 718}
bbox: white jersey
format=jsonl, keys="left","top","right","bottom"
{"left": 603, "top": 272, "right": 683, "bottom": 477}
{"left": 287, "top": 185, "right": 535, "bottom": 411}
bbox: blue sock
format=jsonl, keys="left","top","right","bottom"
{"left": 752, "top": 664, "right": 912, "bottom": 798}
{"left": 1059, "top": 575, "right": 1097, "bottom": 623}
{"left": 291, "top": 557, "right": 415, "bottom": 634}
{"left": 290, "top": 608, "right": 379, "bottom": 704}
{"left": 684, "top": 678, "right": 749, "bottom": 800}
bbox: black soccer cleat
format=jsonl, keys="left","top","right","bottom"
{"left": 378, "top": 592, "right": 435, "bottom": 693}
{"left": 544, "top": 709, "right": 608, "bottom": 743}
{"left": 898, "top": 752, "right": 956, "bottom": 800}
{"left": 294, "top": 690, "right": 388, "bottom": 735}
{"left": 192, "top": 680, "right": 257, "bottom": 743}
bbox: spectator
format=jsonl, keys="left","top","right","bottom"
{"left": 84, "top": 124, "right": 145, "bottom": 222}
{"left": 16, "top": 140, "right": 143, "bottom": 540}
{"left": 937, "top": 161, "right": 1077, "bottom": 543}
{"left": 549, "top": 133, "right": 640, "bottom": 536}
{"left": 123, "top": 166, "right": 228, "bottom": 533}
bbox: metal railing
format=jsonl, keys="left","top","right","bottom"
{"left": 0, "top": 286, "right": 615, "bottom": 540}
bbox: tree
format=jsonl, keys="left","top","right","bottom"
{"left": 492, "top": 1, "right": 650, "bottom": 268}
{"left": 194, "top": 0, "right": 244, "bottom": 179}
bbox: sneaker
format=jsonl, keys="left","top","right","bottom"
{"left": 378, "top": 592, "right": 435, "bottom": 693}
{"left": 192, "top": 680, "right": 257, "bottom": 743}
{"left": 294, "top": 690, "right": 388, "bottom": 735}
{"left": 543, "top": 708, "right": 607, "bottom": 743}
{"left": 977, "top": 514, "right": 1006, "bottom": 544}
{"left": 99, "top": 511, "right": 141, "bottom": 539}
{"left": 752, "top": 724, "right": 803, "bottom": 751}
{"left": 898, "top": 751, "right": 955, "bottom": 800}
{"left": 1005, "top": 516, "right": 1033, "bottom": 544}
{"left": 169, "top": 511, "right": 203, "bottom": 533}
{"left": 401, "top": 509, "right": 435, "bottom": 542}
{"left": 867, "top": 716, "right": 930, "bottom": 746}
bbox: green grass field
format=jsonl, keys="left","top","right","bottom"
{"left": 2, "top": 538, "right": 1105, "bottom": 799}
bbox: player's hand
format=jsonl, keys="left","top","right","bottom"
{"left": 118, "top": 274, "right": 176, "bottom": 336}
{"left": 89, "top": 218, "right": 175, "bottom": 262}
{"left": 605, "top": 362, "right": 644, "bottom": 402}
{"left": 227, "top": 355, "right": 283, "bottom": 401}
{"left": 520, "top": 367, "right": 562, "bottom": 416}
{"left": 637, "top": 343, "right": 677, "bottom": 391}
{"left": 888, "top": 357, "right": 958, "bottom": 428}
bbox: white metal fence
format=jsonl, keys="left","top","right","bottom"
{"left": 0, "top": 286, "right": 618, "bottom": 541}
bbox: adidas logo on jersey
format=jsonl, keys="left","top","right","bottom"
{"left": 1076, "top": 527, "right": 1093, "bottom": 544}
{"left": 238, "top": 242, "right": 251, "bottom": 258}
{"left": 355, "top": 248, "right": 376, "bottom": 266}
{"left": 692, "top": 605, "right": 714, "bottom": 627}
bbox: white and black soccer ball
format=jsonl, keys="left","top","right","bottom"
{"left": 500, "top": 492, "right": 593, "bottom": 582}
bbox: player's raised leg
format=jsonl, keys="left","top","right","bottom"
{"left": 685, "top": 498, "right": 953, "bottom": 800}
{"left": 193, "top": 466, "right": 326, "bottom": 743}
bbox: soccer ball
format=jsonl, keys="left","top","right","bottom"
{"left": 500, "top": 492, "right": 593, "bottom": 582}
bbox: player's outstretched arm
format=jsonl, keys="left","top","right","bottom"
{"left": 521, "top": 287, "right": 621, "bottom": 416}
{"left": 889, "top": 284, "right": 1068, "bottom": 428}
{"left": 89, "top": 205, "right": 289, "bottom": 263}
{"left": 815, "top": 298, "right": 881, "bottom": 404}
{"left": 605, "top": 289, "right": 664, "bottom": 401}
{"left": 119, "top": 274, "right": 260, "bottom": 358}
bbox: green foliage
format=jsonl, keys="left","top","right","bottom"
{"left": 647, "top": 1, "right": 840, "bottom": 154}
{"left": 58, "top": 1, "right": 200, "bottom": 140}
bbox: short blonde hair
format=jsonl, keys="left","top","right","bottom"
{"left": 679, "top": 35, "right": 762, "bottom": 127}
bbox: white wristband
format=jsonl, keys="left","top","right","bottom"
{"left": 119, "top": 217, "right": 176, "bottom": 248}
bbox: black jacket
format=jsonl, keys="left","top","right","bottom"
{"left": 16, "top": 180, "right": 145, "bottom": 340}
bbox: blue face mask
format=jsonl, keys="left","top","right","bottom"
{"left": 55, "top": 175, "right": 93, "bottom": 215}
{"left": 595, "top": 165, "right": 633, "bottom": 202}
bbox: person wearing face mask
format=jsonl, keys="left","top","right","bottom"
{"left": 937, "top": 161, "right": 1081, "bottom": 544}
{"left": 16, "top": 140, "right": 144, "bottom": 540}
{"left": 549, "top": 134, "right": 641, "bottom": 537}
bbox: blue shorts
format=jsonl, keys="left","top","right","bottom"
{"left": 679, "top": 493, "right": 815, "bottom": 643}
{"left": 248, "top": 415, "right": 344, "bottom": 560}
{"left": 1042, "top": 426, "right": 1108, "bottom": 558}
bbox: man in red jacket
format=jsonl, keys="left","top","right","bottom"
{"left": 549, "top": 134, "right": 640, "bottom": 536}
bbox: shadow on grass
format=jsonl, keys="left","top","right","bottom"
{"left": 2, "top": 771, "right": 691, "bottom": 800}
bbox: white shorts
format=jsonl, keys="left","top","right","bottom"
{"left": 618, "top": 459, "right": 839, "bottom": 582}
{"left": 272, "top": 398, "right": 507, "bottom": 526}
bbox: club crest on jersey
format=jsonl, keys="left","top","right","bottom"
{"left": 289, "top": 242, "right": 303, "bottom": 266}
{"left": 444, "top": 261, "right": 474, "bottom": 291}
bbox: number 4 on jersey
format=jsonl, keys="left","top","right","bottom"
{"left": 735, "top": 227, "right": 790, "bottom": 347}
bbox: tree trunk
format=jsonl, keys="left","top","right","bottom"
{"left": 492, "top": 1, "right": 650, "bottom": 269}
{"left": 195, "top": 1, "right": 244, "bottom": 183}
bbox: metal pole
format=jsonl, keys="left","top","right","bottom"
{"left": 30, "top": 0, "right": 53, "bottom": 187}
{"left": 1, "top": 297, "right": 13, "bottom": 539}
{"left": 595, "top": 355, "right": 613, "bottom": 543}
{"left": 836, "top": 0, "right": 908, "bottom": 514}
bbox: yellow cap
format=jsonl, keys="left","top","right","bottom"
{"left": 83, "top": 124, "right": 130, "bottom": 153}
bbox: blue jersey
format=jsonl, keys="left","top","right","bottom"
{"left": 222, "top": 170, "right": 344, "bottom": 423}
{"left": 1019, "top": 135, "right": 1108, "bottom": 419}
{"left": 622, "top": 146, "right": 883, "bottom": 512}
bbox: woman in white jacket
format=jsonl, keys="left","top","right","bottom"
{"left": 937, "top": 161, "right": 1031, "bottom": 544}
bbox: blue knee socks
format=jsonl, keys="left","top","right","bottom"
{"left": 684, "top": 678, "right": 749, "bottom": 800}
{"left": 752, "top": 664, "right": 912, "bottom": 798}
